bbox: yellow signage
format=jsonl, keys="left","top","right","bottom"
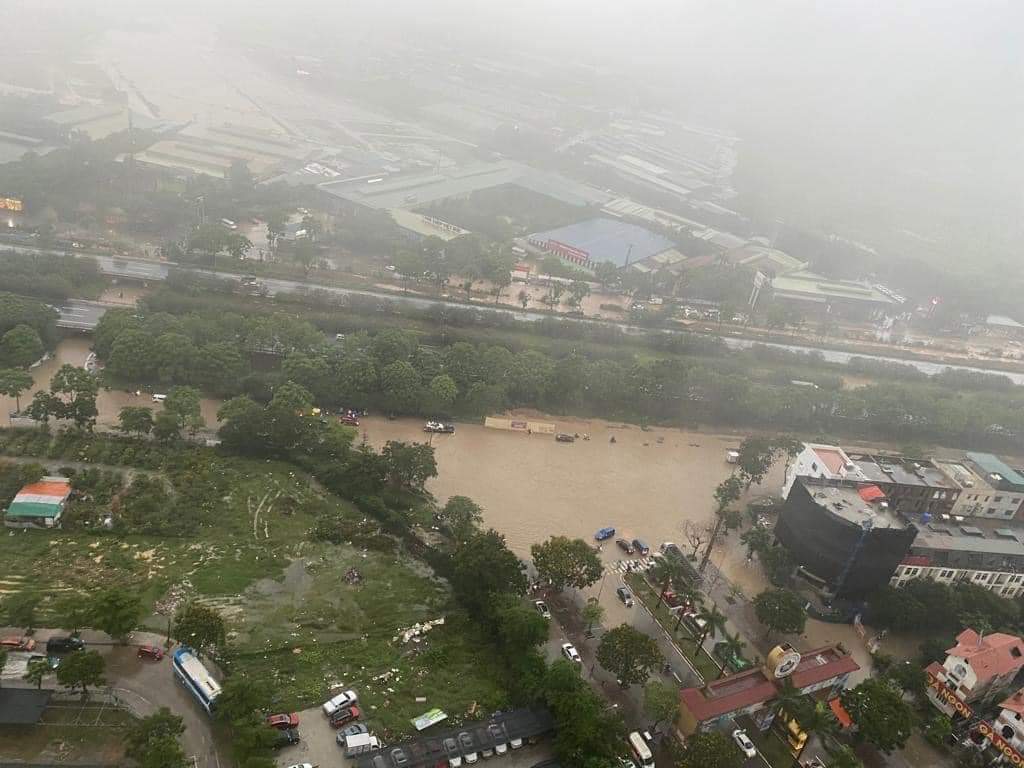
{"left": 0, "top": 197, "right": 23, "bottom": 212}
{"left": 978, "top": 722, "right": 1024, "bottom": 765}
{"left": 927, "top": 671, "right": 973, "bottom": 719}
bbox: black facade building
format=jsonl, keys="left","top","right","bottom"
{"left": 775, "top": 478, "right": 918, "bottom": 597}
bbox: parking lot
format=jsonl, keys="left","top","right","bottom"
{"left": 273, "top": 705, "right": 553, "bottom": 768}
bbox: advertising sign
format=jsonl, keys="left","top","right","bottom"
{"left": 926, "top": 671, "right": 973, "bottom": 719}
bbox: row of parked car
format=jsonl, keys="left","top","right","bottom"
{"left": 387, "top": 722, "right": 519, "bottom": 768}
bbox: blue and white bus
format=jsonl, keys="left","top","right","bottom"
{"left": 172, "top": 647, "right": 221, "bottom": 715}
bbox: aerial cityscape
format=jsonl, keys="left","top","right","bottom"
{"left": 1, "top": 3, "right": 1023, "bottom": 768}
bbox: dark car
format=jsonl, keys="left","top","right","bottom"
{"left": 631, "top": 539, "right": 650, "bottom": 556}
{"left": 555, "top": 433, "right": 575, "bottom": 443}
{"left": 46, "top": 636, "right": 85, "bottom": 654}
{"left": 137, "top": 644, "right": 164, "bottom": 661}
{"left": 391, "top": 747, "right": 410, "bottom": 768}
{"left": 340, "top": 722, "right": 368, "bottom": 738}
{"left": 328, "top": 705, "right": 361, "bottom": 728}
{"left": 616, "top": 586, "right": 634, "bottom": 607}
{"left": 272, "top": 728, "right": 300, "bottom": 749}
{"left": 615, "top": 538, "right": 634, "bottom": 554}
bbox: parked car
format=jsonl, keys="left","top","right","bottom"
{"left": 266, "top": 713, "right": 300, "bottom": 730}
{"left": 661, "top": 589, "right": 690, "bottom": 610}
{"left": 631, "top": 539, "right": 650, "bottom": 556}
{"left": 340, "top": 414, "right": 360, "bottom": 426}
{"left": 554, "top": 433, "right": 575, "bottom": 443}
{"left": 151, "top": 394, "right": 167, "bottom": 403}
{"left": 594, "top": 527, "right": 615, "bottom": 541}
{"left": 615, "top": 538, "right": 634, "bottom": 554}
{"left": 28, "top": 654, "right": 60, "bottom": 669}
{"left": 391, "top": 747, "right": 410, "bottom": 768}
{"left": 340, "top": 722, "right": 368, "bottom": 738}
{"left": 472, "top": 726, "right": 494, "bottom": 758}
{"left": 660, "top": 542, "right": 683, "bottom": 560}
{"left": 561, "top": 643, "right": 582, "bottom": 663}
{"left": 0, "top": 636, "right": 35, "bottom": 651}
{"left": 616, "top": 586, "right": 634, "bottom": 607}
{"left": 136, "top": 644, "right": 164, "bottom": 661}
{"left": 534, "top": 600, "right": 551, "bottom": 619}
{"left": 458, "top": 732, "right": 479, "bottom": 764}
{"left": 272, "top": 728, "right": 301, "bottom": 749}
{"left": 732, "top": 729, "right": 757, "bottom": 758}
{"left": 328, "top": 705, "right": 361, "bottom": 728}
{"left": 322, "top": 690, "right": 358, "bottom": 717}
{"left": 487, "top": 724, "right": 508, "bottom": 756}
{"left": 46, "top": 636, "right": 85, "bottom": 654}
{"left": 443, "top": 736, "right": 463, "bottom": 768}
{"left": 424, "top": 421, "right": 456, "bottom": 433}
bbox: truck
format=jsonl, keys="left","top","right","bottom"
{"left": 343, "top": 733, "right": 381, "bottom": 758}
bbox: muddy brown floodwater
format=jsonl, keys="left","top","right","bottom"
{"left": 0, "top": 338, "right": 223, "bottom": 429}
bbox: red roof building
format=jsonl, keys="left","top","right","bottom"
{"left": 926, "top": 629, "right": 1024, "bottom": 717}
{"left": 678, "top": 645, "right": 860, "bottom": 734}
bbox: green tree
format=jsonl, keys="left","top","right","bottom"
{"left": 215, "top": 677, "right": 272, "bottom": 725}
{"left": 163, "top": 386, "right": 202, "bottom": 429}
{"left": 216, "top": 396, "right": 266, "bottom": 452}
{"left": 693, "top": 602, "right": 728, "bottom": 650}
{"left": 826, "top": 745, "right": 863, "bottom": 768}
{"left": 678, "top": 731, "right": 744, "bottom": 768}
{"left": 541, "top": 661, "right": 626, "bottom": 766}
{"left": 126, "top": 708, "right": 187, "bottom": 768}
{"left": 495, "top": 600, "right": 550, "bottom": 656}
{"left": 3, "top": 591, "right": 37, "bottom": 630}
{"left": 753, "top": 589, "right": 807, "bottom": 636}
{"left": 449, "top": 529, "right": 527, "bottom": 615}
{"left": 715, "top": 631, "right": 746, "bottom": 679}
{"left": 643, "top": 679, "right": 680, "bottom": 729}
{"left": 428, "top": 373, "right": 458, "bottom": 413}
{"left": 566, "top": 280, "right": 591, "bottom": 308}
{"left": 225, "top": 233, "right": 253, "bottom": 261}
{"left": 530, "top": 536, "right": 603, "bottom": 592}
{"left": 25, "top": 390, "right": 56, "bottom": 423}
{"left": 172, "top": 602, "right": 226, "bottom": 654}
{"left": 582, "top": 598, "right": 605, "bottom": 634}
{"left": 380, "top": 361, "right": 423, "bottom": 414}
{"left": 56, "top": 650, "right": 106, "bottom": 695}
{"left": 23, "top": 657, "right": 50, "bottom": 689}
{"left": 264, "top": 210, "right": 288, "bottom": 255}
{"left": 0, "top": 324, "right": 44, "bottom": 368}
{"left": 596, "top": 623, "right": 663, "bottom": 686}
{"left": 593, "top": 262, "right": 619, "bottom": 289}
{"left": 49, "top": 364, "right": 98, "bottom": 429}
{"left": 841, "top": 677, "right": 915, "bottom": 753}
{"left": 740, "top": 526, "right": 772, "bottom": 558}
{"left": 699, "top": 474, "right": 745, "bottom": 573}
{"left": 90, "top": 588, "right": 142, "bottom": 642}
{"left": 381, "top": 441, "right": 437, "bottom": 490}
{"left": 441, "top": 495, "right": 483, "bottom": 542}
{"left": 152, "top": 410, "right": 181, "bottom": 443}
{"left": 0, "top": 367, "right": 33, "bottom": 412}
{"left": 923, "top": 712, "right": 953, "bottom": 748}
{"left": 650, "top": 554, "right": 691, "bottom": 610}
{"left": 118, "top": 406, "right": 154, "bottom": 438}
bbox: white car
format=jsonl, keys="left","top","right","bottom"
{"left": 286, "top": 764, "right": 314, "bottom": 768}
{"left": 561, "top": 643, "right": 582, "bottom": 663}
{"left": 534, "top": 600, "right": 551, "bottom": 619}
{"left": 151, "top": 394, "right": 167, "bottom": 403}
{"left": 322, "top": 689, "right": 358, "bottom": 717}
{"left": 732, "top": 729, "right": 757, "bottom": 759}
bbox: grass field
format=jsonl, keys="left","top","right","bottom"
{"left": 0, "top": 436, "right": 510, "bottom": 738}
{"left": 0, "top": 705, "right": 134, "bottom": 763}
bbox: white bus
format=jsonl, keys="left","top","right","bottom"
{"left": 172, "top": 647, "right": 221, "bottom": 714}
{"left": 628, "top": 732, "right": 654, "bottom": 768}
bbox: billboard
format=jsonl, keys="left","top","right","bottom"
{"left": 0, "top": 197, "right": 23, "bottom": 212}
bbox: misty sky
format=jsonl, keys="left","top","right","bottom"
{"left": 4, "top": 0, "right": 1022, "bottom": 259}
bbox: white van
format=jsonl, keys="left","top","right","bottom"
{"left": 151, "top": 394, "right": 167, "bottom": 403}
{"left": 628, "top": 732, "right": 654, "bottom": 768}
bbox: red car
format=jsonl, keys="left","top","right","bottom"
{"left": 0, "top": 636, "right": 36, "bottom": 651}
{"left": 137, "top": 645, "right": 164, "bottom": 661}
{"left": 340, "top": 415, "right": 359, "bottom": 426}
{"left": 266, "top": 713, "right": 300, "bottom": 730}
{"left": 329, "top": 705, "right": 361, "bottom": 728}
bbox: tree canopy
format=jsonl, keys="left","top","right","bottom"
{"left": 596, "top": 624, "right": 663, "bottom": 687}
{"left": 530, "top": 536, "right": 603, "bottom": 592}
{"left": 753, "top": 589, "right": 807, "bottom": 636}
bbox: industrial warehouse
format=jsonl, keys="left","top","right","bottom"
{"left": 527, "top": 217, "right": 686, "bottom": 270}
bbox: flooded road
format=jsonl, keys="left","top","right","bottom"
{"left": 0, "top": 338, "right": 223, "bottom": 429}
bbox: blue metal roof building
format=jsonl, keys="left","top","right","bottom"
{"left": 528, "top": 217, "right": 677, "bottom": 268}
